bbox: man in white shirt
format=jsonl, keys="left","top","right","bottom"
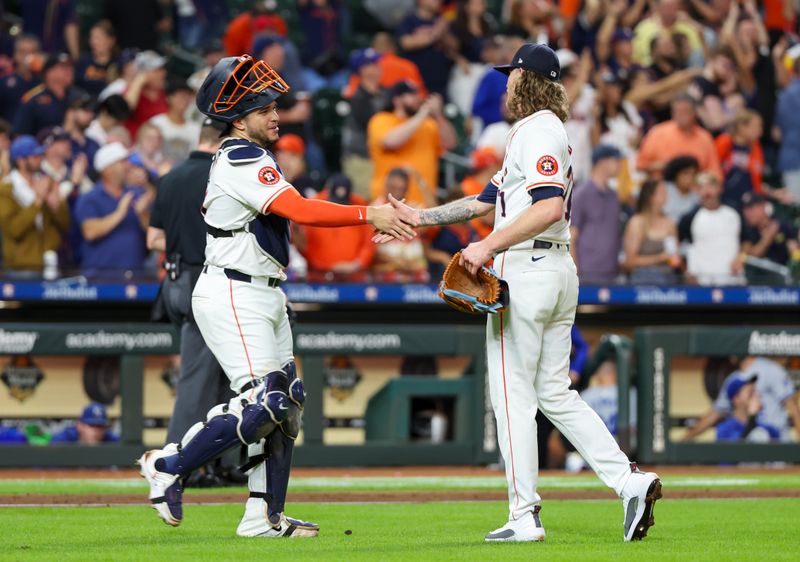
{"left": 678, "top": 172, "right": 744, "bottom": 285}
{"left": 147, "top": 80, "right": 201, "bottom": 163}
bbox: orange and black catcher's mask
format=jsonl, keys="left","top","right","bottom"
{"left": 196, "top": 55, "right": 290, "bottom": 123}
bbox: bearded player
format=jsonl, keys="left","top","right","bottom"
{"left": 137, "top": 54, "right": 413, "bottom": 537}
{"left": 385, "top": 43, "right": 662, "bottom": 542}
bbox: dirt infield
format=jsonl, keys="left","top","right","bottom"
{"left": 2, "top": 487, "right": 800, "bottom": 507}
{"left": 2, "top": 465, "right": 799, "bottom": 480}
{"left": 1, "top": 466, "right": 799, "bottom": 505}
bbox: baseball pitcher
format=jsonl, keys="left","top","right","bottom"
{"left": 385, "top": 43, "right": 662, "bottom": 543}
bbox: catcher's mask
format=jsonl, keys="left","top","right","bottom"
{"left": 196, "top": 55, "right": 290, "bottom": 123}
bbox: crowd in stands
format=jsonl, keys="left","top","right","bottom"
{"left": 0, "top": 0, "right": 799, "bottom": 285}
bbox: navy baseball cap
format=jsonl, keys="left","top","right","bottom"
{"left": 119, "top": 48, "right": 140, "bottom": 67}
{"left": 37, "top": 126, "right": 71, "bottom": 147}
{"left": 349, "top": 48, "right": 382, "bottom": 72}
{"left": 80, "top": 402, "right": 109, "bottom": 426}
{"left": 325, "top": 173, "right": 353, "bottom": 204}
{"left": 725, "top": 373, "right": 757, "bottom": 401}
{"left": 612, "top": 28, "right": 634, "bottom": 43}
{"left": 43, "top": 52, "right": 73, "bottom": 74}
{"left": 388, "top": 80, "right": 418, "bottom": 97}
{"left": 9, "top": 135, "right": 45, "bottom": 160}
{"left": 592, "top": 144, "right": 623, "bottom": 165}
{"left": 494, "top": 43, "right": 561, "bottom": 81}
{"left": 741, "top": 192, "right": 767, "bottom": 208}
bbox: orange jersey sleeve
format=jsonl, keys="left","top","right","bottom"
{"left": 269, "top": 187, "right": 367, "bottom": 226}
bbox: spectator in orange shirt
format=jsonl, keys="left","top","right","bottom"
{"left": 223, "top": 1, "right": 288, "bottom": 56}
{"left": 297, "top": 174, "right": 375, "bottom": 281}
{"left": 371, "top": 167, "right": 429, "bottom": 282}
{"left": 367, "top": 80, "right": 456, "bottom": 205}
{"left": 715, "top": 109, "right": 765, "bottom": 209}
{"left": 460, "top": 146, "right": 500, "bottom": 239}
{"left": 343, "top": 32, "right": 426, "bottom": 99}
{"left": 636, "top": 94, "right": 722, "bottom": 179}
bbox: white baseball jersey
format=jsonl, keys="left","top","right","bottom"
{"left": 488, "top": 109, "right": 574, "bottom": 246}
{"left": 482, "top": 109, "right": 634, "bottom": 524}
{"left": 203, "top": 138, "right": 293, "bottom": 279}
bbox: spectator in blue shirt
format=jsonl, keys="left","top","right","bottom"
{"left": 0, "top": 34, "right": 42, "bottom": 124}
{"left": 22, "top": 0, "right": 79, "bottom": 58}
{"left": 50, "top": 402, "right": 119, "bottom": 444}
{"left": 715, "top": 373, "right": 780, "bottom": 443}
{"left": 13, "top": 52, "right": 75, "bottom": 137}
{"left": 74, "top": 20, "right": 119, "bottom": 98}
{"left": 0, "top": 426, "right": 28, "bottom": 444}
{"left": 397, "top": 0, "right": 453, "bottom": 97}
{"left": 776, "top": 51, "right": 800, "bottom": 202}
{"left": 74, "top": 142, "right": 153, "bottom": 277}
{"left": 64, "top": 91, "right": 100, "bottom": 177}
{"left": 297, "top": 0, "right": 351, "bottom": 93}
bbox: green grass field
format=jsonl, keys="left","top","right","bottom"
{"left": 4, "top": 499, "right": 800, "bottom": 561}
{"left": 2, "top": 471, "right": 800, "bottom": 561}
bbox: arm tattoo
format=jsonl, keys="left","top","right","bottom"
{"left": 419, "top": 196, "right": 479, "bottom": 226}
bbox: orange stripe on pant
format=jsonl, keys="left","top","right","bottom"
{"left": 498, "top": 252, "right": 520, "bottom": 517}
{"left": 229, "top": 279, "right": 256, "bottom": 395}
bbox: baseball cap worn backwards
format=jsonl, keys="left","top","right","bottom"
{"left": 494, "top": 43, "right": 561, "bottom": 81}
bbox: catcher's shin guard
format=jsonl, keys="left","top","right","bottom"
{"left": 237, "top": 362, "right": 317, "bottom": 537}
{"left": 268, "top": 361, "right": 304, "bottom": 517}
{"left": 157, "top": 371, "right": 289, "bottom": 477}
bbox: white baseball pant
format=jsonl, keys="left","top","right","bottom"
{"left": 192, "top": 264, "right": 293, "bottom": 393}
{"left": 486, "top": 246, "right": 632, "bottom": 521}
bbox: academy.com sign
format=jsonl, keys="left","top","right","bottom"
{"left": 748, "top": 331, "right": 800, "bottom": 356}
{"left": 65, "top": 330, "right": 174, "bottom": 351}
{"left": 0, "top": 329, "right": 39, "bottom": 354}
{"left": 296, "top": 332, "right": 402, "bottom": 351}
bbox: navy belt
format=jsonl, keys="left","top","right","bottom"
{"left": 533, "top": 240, "right": 569, "bottom": 250}
{"left": 206, "top": 224, "right": 245, "bottom": 238}
{"left": 239, "top": 379, "right": 259, "bottom": 393}
{"left": 203, "top": 265, "right": 281, "bottom": 287}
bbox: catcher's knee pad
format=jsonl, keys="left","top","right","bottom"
{"left": 279, "top": 378, "right": 304, "bottom": 439}
{"left": 239, "top": 370, "right": 290, "bottom": 443}
{"left": 280, "top": 361, "right": 305, "bottom": 440}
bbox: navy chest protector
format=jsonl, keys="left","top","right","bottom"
{"left": 221, "top": 138, "right": 291, "bottom": 267}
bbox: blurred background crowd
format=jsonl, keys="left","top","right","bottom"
{"left": 0, "top": 0, "right": 799, "bottom": 286}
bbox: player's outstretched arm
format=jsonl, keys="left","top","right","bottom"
{"left": 393, "top": 193, "right": 494, "bottom": 226}
{"left": 372, "top": 194, "right": 494, "bottom": 244}
{"left": 269, "top": 187, "right": 416, "bottom": 241}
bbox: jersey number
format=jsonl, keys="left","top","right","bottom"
{"left": 564, "top": 166, "right": 574, "bottom": 221}
{"left": 499, "top": 191, "right": 506, "bottom": 218}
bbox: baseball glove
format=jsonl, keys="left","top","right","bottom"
{"left": 438, "top": 251, "right": 509, "bottom": 314}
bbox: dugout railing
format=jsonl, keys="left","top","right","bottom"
{"left": 0, "top": 323, "right": 494, "bottom": 467}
